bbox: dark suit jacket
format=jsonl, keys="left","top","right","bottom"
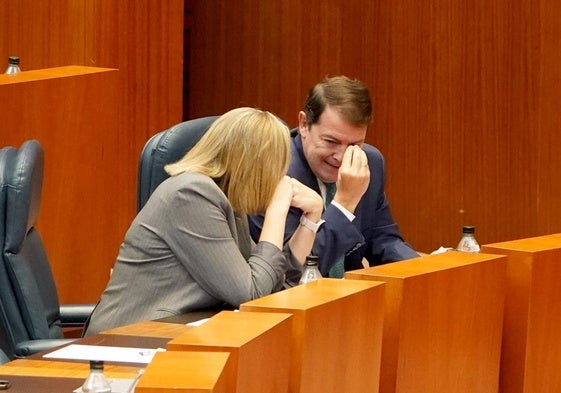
{"left": 249, "top": 129, "right": 418, "bottom": 277}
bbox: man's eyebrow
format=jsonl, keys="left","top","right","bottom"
{"left": 323, "top": 134, "right": 365, "bottom": 145}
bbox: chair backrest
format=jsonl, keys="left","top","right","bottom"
{"left": 0, "top": 146, "right": 18, "bottom": 358}
{"left": 137, "top": 116, "right": 219, "bottom": 211}
{"left": 0, "top": 146, "right": 19, "bottom": 360}
{"left": 2, "top": 140, "right": 64, "bottom": 343}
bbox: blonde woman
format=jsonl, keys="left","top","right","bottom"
{"left": 85, "top": 107, "right": 323, "bottom": 335}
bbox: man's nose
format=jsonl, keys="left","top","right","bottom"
{"left": 332, "top": 145, "right": 348, "bottom": 163}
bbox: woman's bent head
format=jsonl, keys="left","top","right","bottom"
{"left": 165, "top": 107, "right": 290, "bottom": 214}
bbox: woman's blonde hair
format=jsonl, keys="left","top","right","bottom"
{"left": 165, "top": 107, "right": 290, "bottom": 214}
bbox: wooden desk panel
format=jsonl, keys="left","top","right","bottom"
{"left": 240, "top": 278, "right": 386, "bottom": 393}
{"left": 136, "top": 351, "right": 231, "bottom": 393}
{"left": 0, "top": 358, "right": 140, "bottom": 379}
{"left": 346, "top": 252, "right": 506, "bottom": 393}
{"left": 167, "top": 311, "right": 292, "bottom": 393}
{"left": 0, "top": 374, "right": 84, "bottom": 393}
{"left": 483, "top": 234, "right": 561, "bottom": 393}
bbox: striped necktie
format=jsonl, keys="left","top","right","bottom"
{"left": 324, "top": 183, "right": 345, "bottom": 278}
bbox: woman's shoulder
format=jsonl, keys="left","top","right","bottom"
{"left": 159, "top": 172, "right": 226, "bottom": 204}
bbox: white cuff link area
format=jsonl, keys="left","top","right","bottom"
{"left": 299, "top": 214, "right": 326, "bottom": 233}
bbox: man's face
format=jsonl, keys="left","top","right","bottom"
{"left": 298, "top": 105, "right": 367, "bottom": 183}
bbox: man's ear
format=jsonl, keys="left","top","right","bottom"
{"left": 298, "top": 111, "right": 308, "bottom": 136}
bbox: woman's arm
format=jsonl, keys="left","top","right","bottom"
{"left": 260, "top": 177, "right": 323, "bottom": 264}
{"left": 285, "top": 178, "right": 324, "bottom": 263}
{"left": 162, "top": 174, "right": 287, "bottom": 306}
{"left": 258, "top": 176, "right": 293, "bottom": 250}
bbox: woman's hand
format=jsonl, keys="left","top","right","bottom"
{"left": 289, "top": 178, "right": 323, "bottom": 222}
{"left": 267, "top": 176, "right": 293, "bottom": 215}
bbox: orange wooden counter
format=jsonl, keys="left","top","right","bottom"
{"left": 136, "top": 351, "right": 231, "bottom": 393}
{"left": 166, "top": 310, "right": 292, "bottom": 393}
{"left": 483, "top": 234, "right": 561, "bottom": 393}
{"left": 346, "top": 251, "right": 506, "bottom": 393}
{"left": 240, "top": 278, "right": 386, "bottom": 393}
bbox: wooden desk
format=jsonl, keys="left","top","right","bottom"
{"left": 0, "top": 374, "right": 84, "bottom": 393}
{"left": 0, "top": 321, "right": 226, "bottom": 392}
{"left": 167, "top": 310, "right": 293, "bottom": 393}
{"left": 0, "top": 355, "right": 142, "bottom": 393}
{"left": 136, "top": 351, "right": 231, "bottom": 393}
{"left": 0, "top": 357, "right": 140, "bottom": 379}
{"left": 483, "top": 234, "right": 561, "bottom": 393}
{"left": 346, "top": 251, "right": 506, "bottom": 393}
{"left": 0, "top": 332, "right": 170, "bottom": 378}
{"left": 240, "top": 278, "right": 386, "bottom": 393}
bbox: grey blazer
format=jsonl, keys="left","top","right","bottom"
{"left": 85, "top": 172, "right": 300, "bottom": 335}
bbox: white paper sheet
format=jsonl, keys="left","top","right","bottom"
{"left": 44, "top": 344, "right": 162, "bottom": 364}
{"left": 186, "top": 317, "right": 210, "bottom": 326}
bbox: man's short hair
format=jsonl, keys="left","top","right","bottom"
{"left": 303, "top": 75, "right": 372, "bottom": 127}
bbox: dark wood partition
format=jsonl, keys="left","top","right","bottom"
{"left": 187, "top": 0, "right": 561, "bottom": 254}
{"left": 0, "top": 1, "right": 183, "bottom": 303}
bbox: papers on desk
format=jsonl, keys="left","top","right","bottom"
{"left": 44, "top": 344, "right": 163, "bottom": 364}
{"left": 185, "top": 309, "right": 238, "bottom": 326}
{"left": 186, "top": 317, "right": 210, "bottom": 326}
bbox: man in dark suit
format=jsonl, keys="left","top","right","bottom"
{"left": 250, "top": 76, "right": 418, "bottom": 283}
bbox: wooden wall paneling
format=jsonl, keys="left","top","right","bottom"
{"left": 188, "top": 0, "right": 561, "bottom": 255}
{"left": 1, "top": 0, "right": 184, "bottom": 303}
{"left": 3, "top": 0, "right": 561, "bottom": 302}
{"left": 1, "top": 67, "right": 122, "bottom": 302}
{"left": 536, "top": 0, "right": 561, "bottom": 235}
{"left": 351, "top": 0, "right": 539, "bottom": 252}
{"left": 0, "top": 1, "right": 94, "bottom": 69}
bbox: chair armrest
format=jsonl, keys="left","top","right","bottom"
{"left": 0, "top": 349, "right": 9, "bottom": 364}
{"left": 15, "top": 338, "right": 76, "bottom": 357}
{"left": 59, "top": 304, "right": 96, "bottom": 327}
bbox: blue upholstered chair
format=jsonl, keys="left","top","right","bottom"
{"left": 0, "top": 146, "right": 17, "bottom": 360}
{"left": 137, "top": 116, "right": 219, "bottom": 211}
{"left": 0, "top": 140, "right": 94, "bottom": 358}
